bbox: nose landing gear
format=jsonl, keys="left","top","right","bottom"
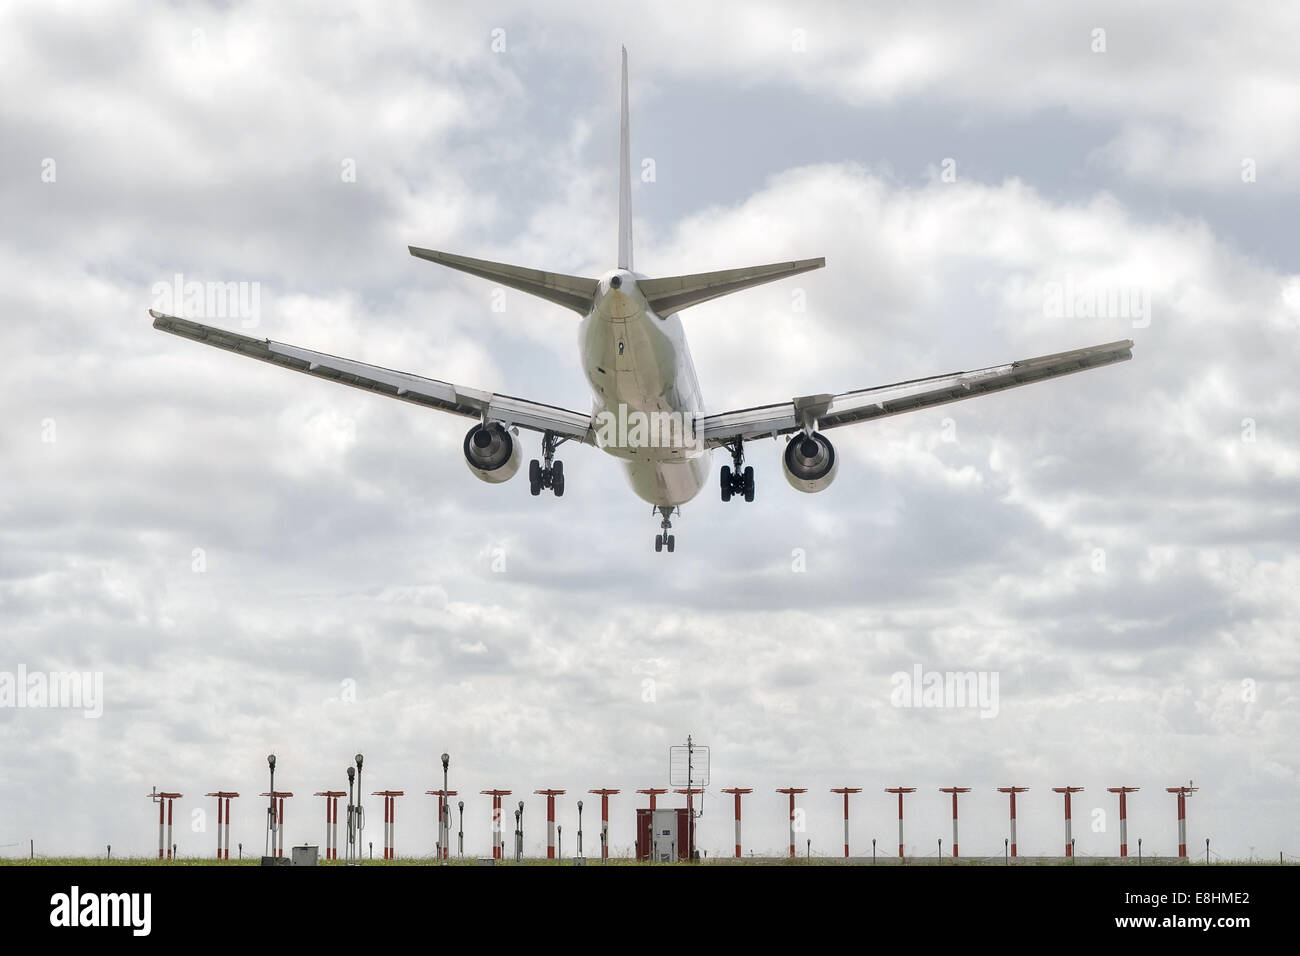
{"left": 653, "top": 506, "right": 677, "bottom": 553}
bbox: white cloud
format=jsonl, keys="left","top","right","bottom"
{"left": 0, "top": 0, "right": 1295, "bottom": 861}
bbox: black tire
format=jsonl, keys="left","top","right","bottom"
{"left": 530, "top": 478, "right": 541, "bottom": 496}
{"left": 743, "top": 465, "right": 755, "bottom": 502}
{"left": 720, "top": 465, "right": 732, "bottom": 502}
{"left": 553, "top": 473, "right": 565, "bottom": 497}
{"left": 553, "top": 460, "right": 563, "bottom": 481}
{"left": 529, "top": 460, "right": 541, "bottom": 484}
{"left": 666, "top": 535, "right": 675, "bottom": 553}
{"left": 654, "top": 534, "right": 663, "bottom": 552}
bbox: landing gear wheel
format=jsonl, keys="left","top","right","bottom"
{"left": 722, "top": 440, "right": 754, "bottom": 503}
{"left": 529, "top": 433, "right": 571, "bottom": 498}
{"left": 653, "top": 506, "right": 679, "bottom": 553}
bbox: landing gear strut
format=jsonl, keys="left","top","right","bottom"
{"left": 719, "top": 439, "right": 755, "bottom": 503}
{"left": 530, "top": 431, "right": 566, "bottom": 497}
{"left": 653, "top": 506, "right": 677, "bottom": 553}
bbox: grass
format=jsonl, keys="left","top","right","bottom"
{"left": 0, "top": 855, "right": 1282, "bottom": 866}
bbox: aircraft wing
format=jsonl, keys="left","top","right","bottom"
{"left": 150, "top": 311, "right": 596, "bottom": 443}
{"left": 700, "top": 339, "right": 1134, "bottom": 446}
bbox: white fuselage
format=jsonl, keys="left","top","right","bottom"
{"left": 579, "top": 270, "right": 712, "bottom": 507}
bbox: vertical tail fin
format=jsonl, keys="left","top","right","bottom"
{"left": 618, "top": 46, "right": 633, "bottom": 271}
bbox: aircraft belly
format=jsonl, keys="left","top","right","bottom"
{"left": 623, "top": 452, "right": 711, "bottom": 507}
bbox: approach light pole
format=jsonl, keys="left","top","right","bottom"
{"left": 588, "top": 789, "right": 620, "bottom": 861}
{"left": 939, "top": 787, "right": 971, "bottom": 858}
{"left": 775, "top": 788, "right": 807, "bottom": 859}
{"left": 830, "top": 787, "right": 862, "bottom": 858}
{"left": 884, "top": 787, "right": 916, "bottom": 860}
{"left": 1052, "top": 786, "right": 1084, "bottom": 858}
{"left": 721, "top": 788, "right": 753, "bottom": 858}
{"left": 534, "top": 790, "right": 565, "bottom": 859}
{"left": 997, "top": 787, "right": 1029, "bottom": 858}
{"left": 482, "top": 790, "right": 512, "bottom": 860}
{"left": 1167, "top": 785, "right": 1198, "bottom": 859}
{"left": 1107, "top": 787, "right": 1140, "bottom": 858}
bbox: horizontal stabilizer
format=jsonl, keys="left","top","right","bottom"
{"left": 409, "top": 246, "right": 599, "bottom": 315}
{"left": 640, "top": 257, "right": 825, "bottom": 316}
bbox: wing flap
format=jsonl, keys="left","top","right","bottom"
{"left": 701, "top": 338, "right": 1133, "bottom": 445}
{"left": 150, "top": 311, "right": 594, "bottom": 443}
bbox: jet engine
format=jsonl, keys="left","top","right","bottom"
{"left": 463, "top": 423, "right": 521, "bottom": 483}
{"left": 782, "top": 431, "right": 838, "bottom": 493}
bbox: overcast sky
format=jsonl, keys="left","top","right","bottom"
{"left": 1, "top": 0, "right": 1297, "bottom": 861}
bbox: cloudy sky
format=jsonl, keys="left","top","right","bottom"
{"left": 2, "top": 0, "right": 1297, "bottom": 861}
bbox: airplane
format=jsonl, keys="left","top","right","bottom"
{"left": 151, "top": 48, "right": 1133, "bottom": 553}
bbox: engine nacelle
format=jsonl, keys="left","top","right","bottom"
{"left": 463, "top": 423, "right": 522, "bottom": 483}
{"left": 782, "top": 431, "right": 838, "bottom": 493}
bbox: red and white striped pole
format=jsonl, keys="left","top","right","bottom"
{"left": 830, "top": 788, "right": 861, "bottom": 858}
{"left": 674, "top": 788, "right": 703, "bottom": 861}
{"left": 150, "top": 791, "right": 183, "bottom": 859}
{"left": 1166, "top": 785, "right": 1197, "bottom": 858}
{"left": 939, "top": 787, "right": 970, "bottom": 858}
{"left": 374, "top": 791, "right": 404, "bottom": 859}
{"left": 535, "top": 790, "right": 565, "bottom": 859}
{"left": 206, "top": 792, "right": 239, "bottom": 860}
{"left": 775, "top": 788, "right": 807, "bottom": 859}
{"left": 588, "top": 789, "right": 620, "bottom": 861}
{"left": 1053, "top": 786, "right": 1084, "bottom": 858}
{"left": 315, "top": 791, "right": 345, "bottom": 859}
{"left": 425, "top": 789, "right": 457, "bottom": 859}
{"left": 637, "top": 787, "right": 667, "bottom": 811}
{"left": 721, "top": 788, "right": 752, "bottom": 858}
{"left": 885, "top": 787, "right": 915, "bottom": 859}
{"left": 481, "top": 790, "right": 512, "bottom": 860}
{"left": 997, "top": 786, "right": 1028, "bottom": 857}
{"left": 260, "top": 791, "right": 293, "bottom": 858}
{"left": 1107, "top": 787, "right": 1139, "bottom": 858}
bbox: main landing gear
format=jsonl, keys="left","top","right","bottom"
{"left": 530, "top": 430, "right": 566, "bottom": 497}
{"left": 720, "top": 439, "right": 755, "bottom": 503}
{"left": 653, "top": 506, "right": 677, "bottom": 553}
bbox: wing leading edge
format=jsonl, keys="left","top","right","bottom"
{"left": 149, "top": 311, "right": 595, "bottom": 443}
{"left": 701, "top": 338, "right": 1134, "bottom": 446}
